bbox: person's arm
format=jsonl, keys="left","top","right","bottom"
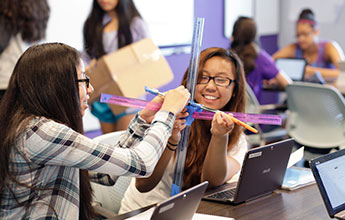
{"left": 201, "top": 112, "right": 240, "bottom": 188}
{"left": 304, "top": 41, "right": 344, "bottom": 80}
{"left": 135, "top": 110, "right": 188, "bottom": 192}
{"left": 265, "top": 71, "right": 292, "bottom": 89}
{"left": 25, "top": 87, "right": 190, "bottom": 179}
{"left": 272, "top": 44, "right": 296, "bottom": 60}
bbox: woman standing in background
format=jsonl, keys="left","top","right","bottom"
{"left": 83, "top": 0, "right": 150, "bottom": 133}
{"left": 273, "top": 8, "right": 345, "bottom": 81}
{"left": 230, "top": 16, "right": 291, "bottom": 103}
{"left": 0, "top": 0, "right": 49, "bottom": 101}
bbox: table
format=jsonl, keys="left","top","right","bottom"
{"left": 109, "top": 183, "right": 330, "bottom": 220}
{"left": 198, "top": 183, "right": 330, "bottom": 220}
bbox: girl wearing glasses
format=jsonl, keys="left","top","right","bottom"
{"left": 273, "top": 8, "right": 345, "bottom": 81}
{"left": 83, "top": 0, "right": 150, "bottom": 134}
{"left": 231, "top": 16, "right": 292, "bottom": 103}
{"left": 0, "top": 43, "right": 190, "bottom": 219}
{"left": 120, "top": 47, "right": 248, "bottom": 213}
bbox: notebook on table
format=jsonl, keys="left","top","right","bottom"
{"left": 310, "top": 149, "right": 345, "bottom": 220}
{"left": 202, "top": 138, "right": 294, "bottom": 205}
{"left": 275, "top": 58, "right": 307, "bottom": 81}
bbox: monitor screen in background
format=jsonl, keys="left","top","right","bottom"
{"left": 316, "top": 154, "right": 345, "bottom": 209}
{"left": 275, "top": 58, "right": 306, "bottom": 81}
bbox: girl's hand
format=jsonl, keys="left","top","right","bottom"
{"left": 160, "top": 86, "right": 190, "bottom": 115}
{"left": 169, "top": 109, "right": 188, "bottom": 144}
{"left": 210, "top": 111, "right": 234, "bottom": 137}
{"left": 139, "top": 95, "right": 164, "bottom": 123}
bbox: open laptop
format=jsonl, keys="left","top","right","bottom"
{"left": 275, "top": 58, "right": 307, "bottom": 81}
{"left": 150, "top": 181, "right": 208, "bottom": 220}
{"left": 310, "top": 149, "right": 345, "bottom": 219}
{"left": 202, "top": 138, "right": 294, "bottom": 205}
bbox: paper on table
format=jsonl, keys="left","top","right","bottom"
{"left": 287, "top": 146, "right": 304, "bottom": 168}
{"left": 125, "top": 208, "right": 235, "bottom": 220}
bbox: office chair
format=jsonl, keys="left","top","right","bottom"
{"left": 91, "top": 131, "right": 132, "bottom": 217}
{"left": 245, "top": 83, "right": 288, "bottom": 147}
{"left": 286, "top": 82, "right": 345, "bottom": 160}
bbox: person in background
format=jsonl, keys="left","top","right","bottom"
{"left": 273, "top": 8, "right": 345, "bottom": 81}
{"left": 0, "top": 0, "right": 49, "bottom": 101}
{"left": 83, "top": 0, "right": 150, "bottom": 134}
{"left": 119, "top": 47, "right": 248, "bottom": 213}
{"left": 0, "top": 43, "right": 190, "bottom": 219}
{"left": 230, "top": 16, "right": 292, "bottom": 103}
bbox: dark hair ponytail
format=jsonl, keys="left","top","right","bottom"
{"left": 230, "top": 16, "right": 258, "bottom": 75}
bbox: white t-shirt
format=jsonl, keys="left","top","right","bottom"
{"left": 119, "top": 134, "right": 248, "bottom": 214}
{"left": 0, "top": 34, "right": 25, "bottom": 90}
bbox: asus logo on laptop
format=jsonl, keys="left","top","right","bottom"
{"left": 262, "top": 168, "right": 271, "bottom": 174}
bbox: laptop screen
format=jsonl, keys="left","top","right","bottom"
{"left": 310, "top": 149, "right": 345, "bottom": 217}
{"left": 275, "top": 58, "right": 306, "bottom": 81}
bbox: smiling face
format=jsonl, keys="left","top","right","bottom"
{"left": 77, "top": 59, "right": 93, "bottom": 116}
{"left": 195, "top": 56, "right": 236, "bottom": 110}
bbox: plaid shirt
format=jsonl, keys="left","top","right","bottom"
{"left": 0, "top": 111, "right": 174, "bottom": 220}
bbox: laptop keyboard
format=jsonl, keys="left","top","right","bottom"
{"left": 205, "top": 188, "right": 236, "bottom": 200}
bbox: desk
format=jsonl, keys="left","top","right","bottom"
{"left": 110, "top": 183, "right": 330, "bottom": 220}
{"left": 198, "top": 183, "right": 330, "bottom": 220}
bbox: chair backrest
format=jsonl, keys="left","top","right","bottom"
{"left": 245, "top": 83, "right": 260, "bottom": 114}
{"left": 91, "top": 131, "right": 132, "bottom": 214}
{"left": 286, "top": 82, "right": 345, "bottom": 149}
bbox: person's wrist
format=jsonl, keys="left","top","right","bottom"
{"left": 167, "top": 141, "right": 178, "bottom": 151}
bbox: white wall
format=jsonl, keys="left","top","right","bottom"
{"left": 278, "top": 0, "right": 345, "bottom": 50}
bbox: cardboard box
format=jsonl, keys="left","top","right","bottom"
{"left": 87, "top": 38, "right": 174, "bottom": 115}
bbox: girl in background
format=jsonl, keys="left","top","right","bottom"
{"left": 231, "top": 16, "right": 291, "bottom": 103}
{"left": 83, "top": 0, "right": 150, "bottom": 133}
{"left": 273, "top": 8, "right": 345, "bottom": 81}
{"left": 0, "top": 0, "right": 49, "bottom": 101}
{"left": 120, "top": 48, "right": 248, "bottom": 213}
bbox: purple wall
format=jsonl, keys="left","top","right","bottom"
{"left": 159, "top": 0, "right": 278, "bottom": 99}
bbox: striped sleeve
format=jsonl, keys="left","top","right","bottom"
{"left": 24, "top": 111, "right": 175, "bottom": 177}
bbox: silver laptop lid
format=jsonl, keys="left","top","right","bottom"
{"left": 150, "top": 181, "right": 208, "bottom": 220}
{"left": 234, "top": 138, "right": 294, "bottom": 203}
{"left": 310, "top": 149, "right": 345, "bottom": 218}
{"left": 275, "top": 58, "right": 306, "bottom": 81}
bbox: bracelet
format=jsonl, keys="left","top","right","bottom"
{"left": 168, "top": 141, "right": 178, "bottom": 147}
{"left": 167, "top": 143, "right": 177, "bottom": 151}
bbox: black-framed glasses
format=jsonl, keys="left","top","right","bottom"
{"left": 198, "top": 75, "right": 236, "bottom": 87}
{"left": 76, "top": 75, "right": 90, "bottom": 89}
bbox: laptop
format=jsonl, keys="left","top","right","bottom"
{"left": 202, "top": 138, "right": 294, "bottom": 205}
{"left": 275, "top": 58, "right": 307, "bottom": 81}
{"left": 150, "top": 181, "right": 208, "bottom": 220}
{"left": 310, "top": 149, "right": 345, "bottom": 219}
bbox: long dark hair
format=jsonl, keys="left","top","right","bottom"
{"left": 0, "top": 43, "right": 94, "bottom": 219}
{"left": 230, "top": 16, "right": 258, "bottom": 75}
{"left": 0, "top": 0, "right": 50, "bottom": 54}
{"left": 181, "top": 48, "right": 246, "bottom": 189}
{"left": 83, "top": 0, "right": 142, "bottom": 59}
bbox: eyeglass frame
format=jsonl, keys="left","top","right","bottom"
{"left": 76, "top": 75, "right": 90, "bottom": 89}
{"left": 197, "top": 75, "right": 236, "bottom": 87}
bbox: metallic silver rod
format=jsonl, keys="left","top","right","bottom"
{"left": 171, "top": 17, "right": 205, "bottom": 196}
